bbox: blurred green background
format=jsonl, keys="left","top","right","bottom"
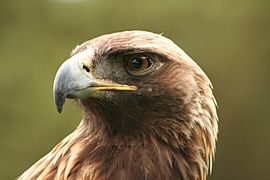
{"left": 0, "top": 0, "right": 269, "bottom": 179}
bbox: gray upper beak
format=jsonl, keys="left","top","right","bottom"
{"left": 53, "top": 52, "right": 94, "bottom": 113}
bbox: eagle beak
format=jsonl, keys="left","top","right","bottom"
{"left": 53, "top": 50, "right": 137, "bottom": 113}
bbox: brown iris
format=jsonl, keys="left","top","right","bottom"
{"left": 125, "top": 55, "right": 153, "bottom": 75}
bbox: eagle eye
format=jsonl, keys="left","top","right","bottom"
{"left": 124, "top": 54, "right": 154, "bottom": 76}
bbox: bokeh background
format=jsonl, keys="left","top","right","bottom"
{"left": 1, "top": 0, "right": 269, "bottom": 179}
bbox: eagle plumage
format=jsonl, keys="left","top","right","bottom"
{"left": 19, "top": 31, "right": 218, "bottom": 180}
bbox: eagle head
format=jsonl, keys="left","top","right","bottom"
{"left": 20, "top": 31, "right": 218, "bottom": 180}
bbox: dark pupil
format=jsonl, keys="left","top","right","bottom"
{"left": 131, "top": 58, "right": 143, "bottom": 69}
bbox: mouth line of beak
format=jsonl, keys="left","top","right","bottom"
{"left": 75, "top": 84, "right": 137, "bottom": 92}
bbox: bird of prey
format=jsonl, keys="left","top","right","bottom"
{"left": 19, "top": 30, "right": 218, "bottom": 180}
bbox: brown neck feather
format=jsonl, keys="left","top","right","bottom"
{"left": 19, "top": 74, "right": 217, "bottom": 180}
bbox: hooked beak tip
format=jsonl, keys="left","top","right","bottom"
{"left": 56, "top": 103, "right": 63, "bottom": 114}
{"left": 54, "top": 91, "right": 66, "bottom": 113}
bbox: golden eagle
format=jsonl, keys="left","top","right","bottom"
{"left": 19, "top": 31, "right": 218, "bottom": 180}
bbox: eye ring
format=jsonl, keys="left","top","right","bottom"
{"left": 124, "top": 54, "right": 154, "bottom": 76}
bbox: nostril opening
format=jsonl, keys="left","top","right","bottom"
{"left": 83, "top": 65, "right": 90, "bottom": 73}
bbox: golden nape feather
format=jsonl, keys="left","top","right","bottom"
{"left": 19, "top": 30, "right": 218, "bottom": 180}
